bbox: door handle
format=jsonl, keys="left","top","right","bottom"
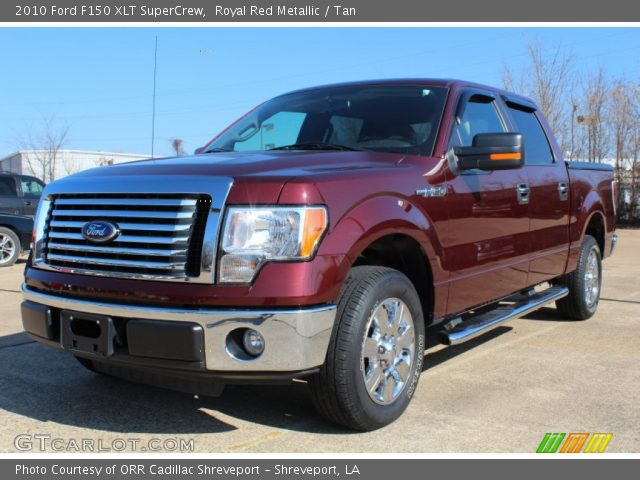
{"left": 24, "top": 200, "right": 32, "bottom": 206}
{"left": 558, "top": 182, "right": 569, "bottom": 201}
{"left": 517, "top": 183, "right": 530, "bottom": 205}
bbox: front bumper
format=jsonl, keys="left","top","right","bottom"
{"left": 21, "top": 285, "right": 336, "bottom": 375}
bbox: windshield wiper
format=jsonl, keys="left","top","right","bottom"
{"left": 269, "top": 142, "right": 360, "bottom": 152}
{"left": 203, "top": 147, "right": 233, "bottom": 153}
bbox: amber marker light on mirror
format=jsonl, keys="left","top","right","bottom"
{"left": 489, "top": 152, "right": 522, "bottom": 161}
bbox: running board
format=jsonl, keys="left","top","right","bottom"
{"left": 440, "top": 286, "right": 569, "bottom": 346}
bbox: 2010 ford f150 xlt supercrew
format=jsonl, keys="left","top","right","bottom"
{"left": 21, "top": 79, "right": 617, "bottom": 430}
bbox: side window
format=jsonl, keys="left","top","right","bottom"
{"left": 0, "top": 177, "right": 17, "bottom": 197}
{"left": 451, "top": 96, "right": 506, "bottom": 147}
{"left": 508, "top": 105, "right": 554, "bottom": 165}
{"left": 234, "top": 111, "right": 306, "bottom": 151}
{"left": 21, "top": 177, "right": 44, "bottom": 197}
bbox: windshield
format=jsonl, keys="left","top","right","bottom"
{"left": 206, "top": 85, "right": 448, "bottom": 156}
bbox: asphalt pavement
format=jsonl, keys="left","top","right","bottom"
{"left": 0, "top": 231, "right": 638, "bottom": 453}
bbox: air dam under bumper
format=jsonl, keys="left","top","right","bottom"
{"left": 21, "top": 285, "right": 336, "bottom": 373}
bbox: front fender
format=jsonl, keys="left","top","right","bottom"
{"left": 317, "top": 194, "right": 447, "bottom": 312}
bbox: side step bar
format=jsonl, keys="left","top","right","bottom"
{"left": 440, "top": 286, "right": 569, "bottom": 346}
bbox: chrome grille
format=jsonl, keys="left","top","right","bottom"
{"left": 42, "top": 194, "right": 211, "bottom": 280}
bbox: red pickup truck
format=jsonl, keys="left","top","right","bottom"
{"left": 21, "top": 79, "right": 617, "bottom": 430}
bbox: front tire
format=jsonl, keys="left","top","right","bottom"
{"left": 310, "top": 266, "right": 425, "bottom": 431}
{"left": 555, "top": 235, "right": 602, "bottom": 320}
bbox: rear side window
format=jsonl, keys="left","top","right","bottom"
{"left": 508, "top": 105, "right": 554, "bottom": 165}
{"left": 0, "top": 177, "right": 17, "bottom": 196}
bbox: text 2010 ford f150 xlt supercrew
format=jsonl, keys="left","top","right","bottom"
{"left": 21, "top": 79, "right": 617, "bottom": 430}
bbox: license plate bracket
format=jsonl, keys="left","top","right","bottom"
{"left": 60, "top": 310, "right": 116, "bottom": 357}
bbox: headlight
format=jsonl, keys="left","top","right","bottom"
{"left": 218, "top": 206, "right": 328, "bottom": 283}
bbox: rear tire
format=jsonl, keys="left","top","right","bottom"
{"left": 555, "top": 235, "right": 602, "bottom": 320}
{"left": 309, "top": 266, "right": 425, "bottom": 431}
{"left": 0, "top": 227, "right": 20, "bottom": 267}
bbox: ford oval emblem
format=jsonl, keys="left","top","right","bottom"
{"left": 81, "top": 220, "right": 120, "bottom": 243}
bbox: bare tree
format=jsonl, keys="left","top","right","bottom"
{"left": 171, "top": 138, "right": 185, "bottom": 157}
{"left": 578, "top": 67, "right": 609, "bottom": 163}
{"left": 503, "top": 38, "right": 574, "bottom": 155}
{"left": 607, "top": 81, "right": 633, "bottom": 215}
{"left": 624, "top": 86, "right": 640, "bottom": 222}
{"left": 609, "top": 80, "right": 634, "bottom": 174}
{"left": 62, "top": 154, "right": 79, "bottom": 176}
{"left": 17, "top": 116, "right": 70, "bottom": 183}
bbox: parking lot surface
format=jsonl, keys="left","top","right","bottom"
{"left": 0, "top": 230, "right": 638, "bottom": 453}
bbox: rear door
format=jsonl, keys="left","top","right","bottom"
{"left": 444, "top": 91, "right": 531, "bottom": 315}
{"left": 504, "top": 100, "right": 570, "bottom": 284}
{"left": 0, "top": 176, "right": 22, "bottom": 215}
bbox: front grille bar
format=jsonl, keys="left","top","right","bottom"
{"left": 32, "top": 175, "right": 234, "bottom": 283}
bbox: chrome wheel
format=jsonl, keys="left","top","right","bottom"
{"left": 361, "top": 298, "right": 415, "bottom": 406}
{"left": 0, "top": 233, "right": 16, "bottom": 266}
{"left": 583, "top": 248, "right": 600, "bottom": 308}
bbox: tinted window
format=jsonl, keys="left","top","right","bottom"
{"left": 328, "top": 115, "right": 364, "bottom": 145}
{"left": 21, "top": 177, "right": 44, "bottom": 197}
{"left": 234, "top": 111, "right": 306, "bottom": 151}
{"left": 0, "top": 177, "right": 17, "bottom": 196}
{"left": 451, "top": 97, "right": 505, "bottom": 147}
{"left": 508, "top": 106, "right": 554, "bottom": 165}
{"left": 208, "top": 85, "right": 449, "bottom": 156}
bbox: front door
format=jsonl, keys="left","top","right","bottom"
{"left": 443, "top": 91, "right": 530, "bottom": 315}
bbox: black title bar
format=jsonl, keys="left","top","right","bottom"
{"left": 4, "top": 459, "right": 640, "bottom": 480}
{"left": 4, "top": 0, "right": 640, "bottom": 22}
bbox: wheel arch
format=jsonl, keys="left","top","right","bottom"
{"left": 0, "top": 224, "right": 22, "bottom": 246}
{"left": 582, "top": 210, "right": 606, "bottom": 256}
{"left": 320, "top": 195, "right": 445, "bottom": 323}
{"left": 351, "top": 233, "right": 434, "bottom": 324}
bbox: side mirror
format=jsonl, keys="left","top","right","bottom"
{"left": 454, "top": 133, "right": 524, "bottom": 171}
{"left": 194, "top": 146, "right": 205, "bottom": 155}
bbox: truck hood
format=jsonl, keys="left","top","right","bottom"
{"left": 72, "top": 150, "right": 412, "bottom": 179}
{"left": 53, "top": 150, "right": 442, "bottom": 205}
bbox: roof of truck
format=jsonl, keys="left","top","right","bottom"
{"left": 280, "top": 78, "right": 537, "bottom": 108}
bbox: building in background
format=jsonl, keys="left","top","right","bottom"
{"left": 0, "top": 150, "right": 152, "bottom": 181}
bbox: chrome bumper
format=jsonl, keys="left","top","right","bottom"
{"left": 22, "top": 285, "right": 336, "bottom": 372}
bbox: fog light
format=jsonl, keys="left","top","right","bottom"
{"left": 242, "top": 329, "right": 265, "bottom": 357}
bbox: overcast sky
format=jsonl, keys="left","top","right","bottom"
{"left": 0, "top": 27, "right": 638, "bottom": 157}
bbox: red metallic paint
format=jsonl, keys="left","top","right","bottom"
{"left": 25, "top": 79, "right": 616, "bottom": 325}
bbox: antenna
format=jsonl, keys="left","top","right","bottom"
{"left": 151, "top": 36, "right": 158, "bottom": 158}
